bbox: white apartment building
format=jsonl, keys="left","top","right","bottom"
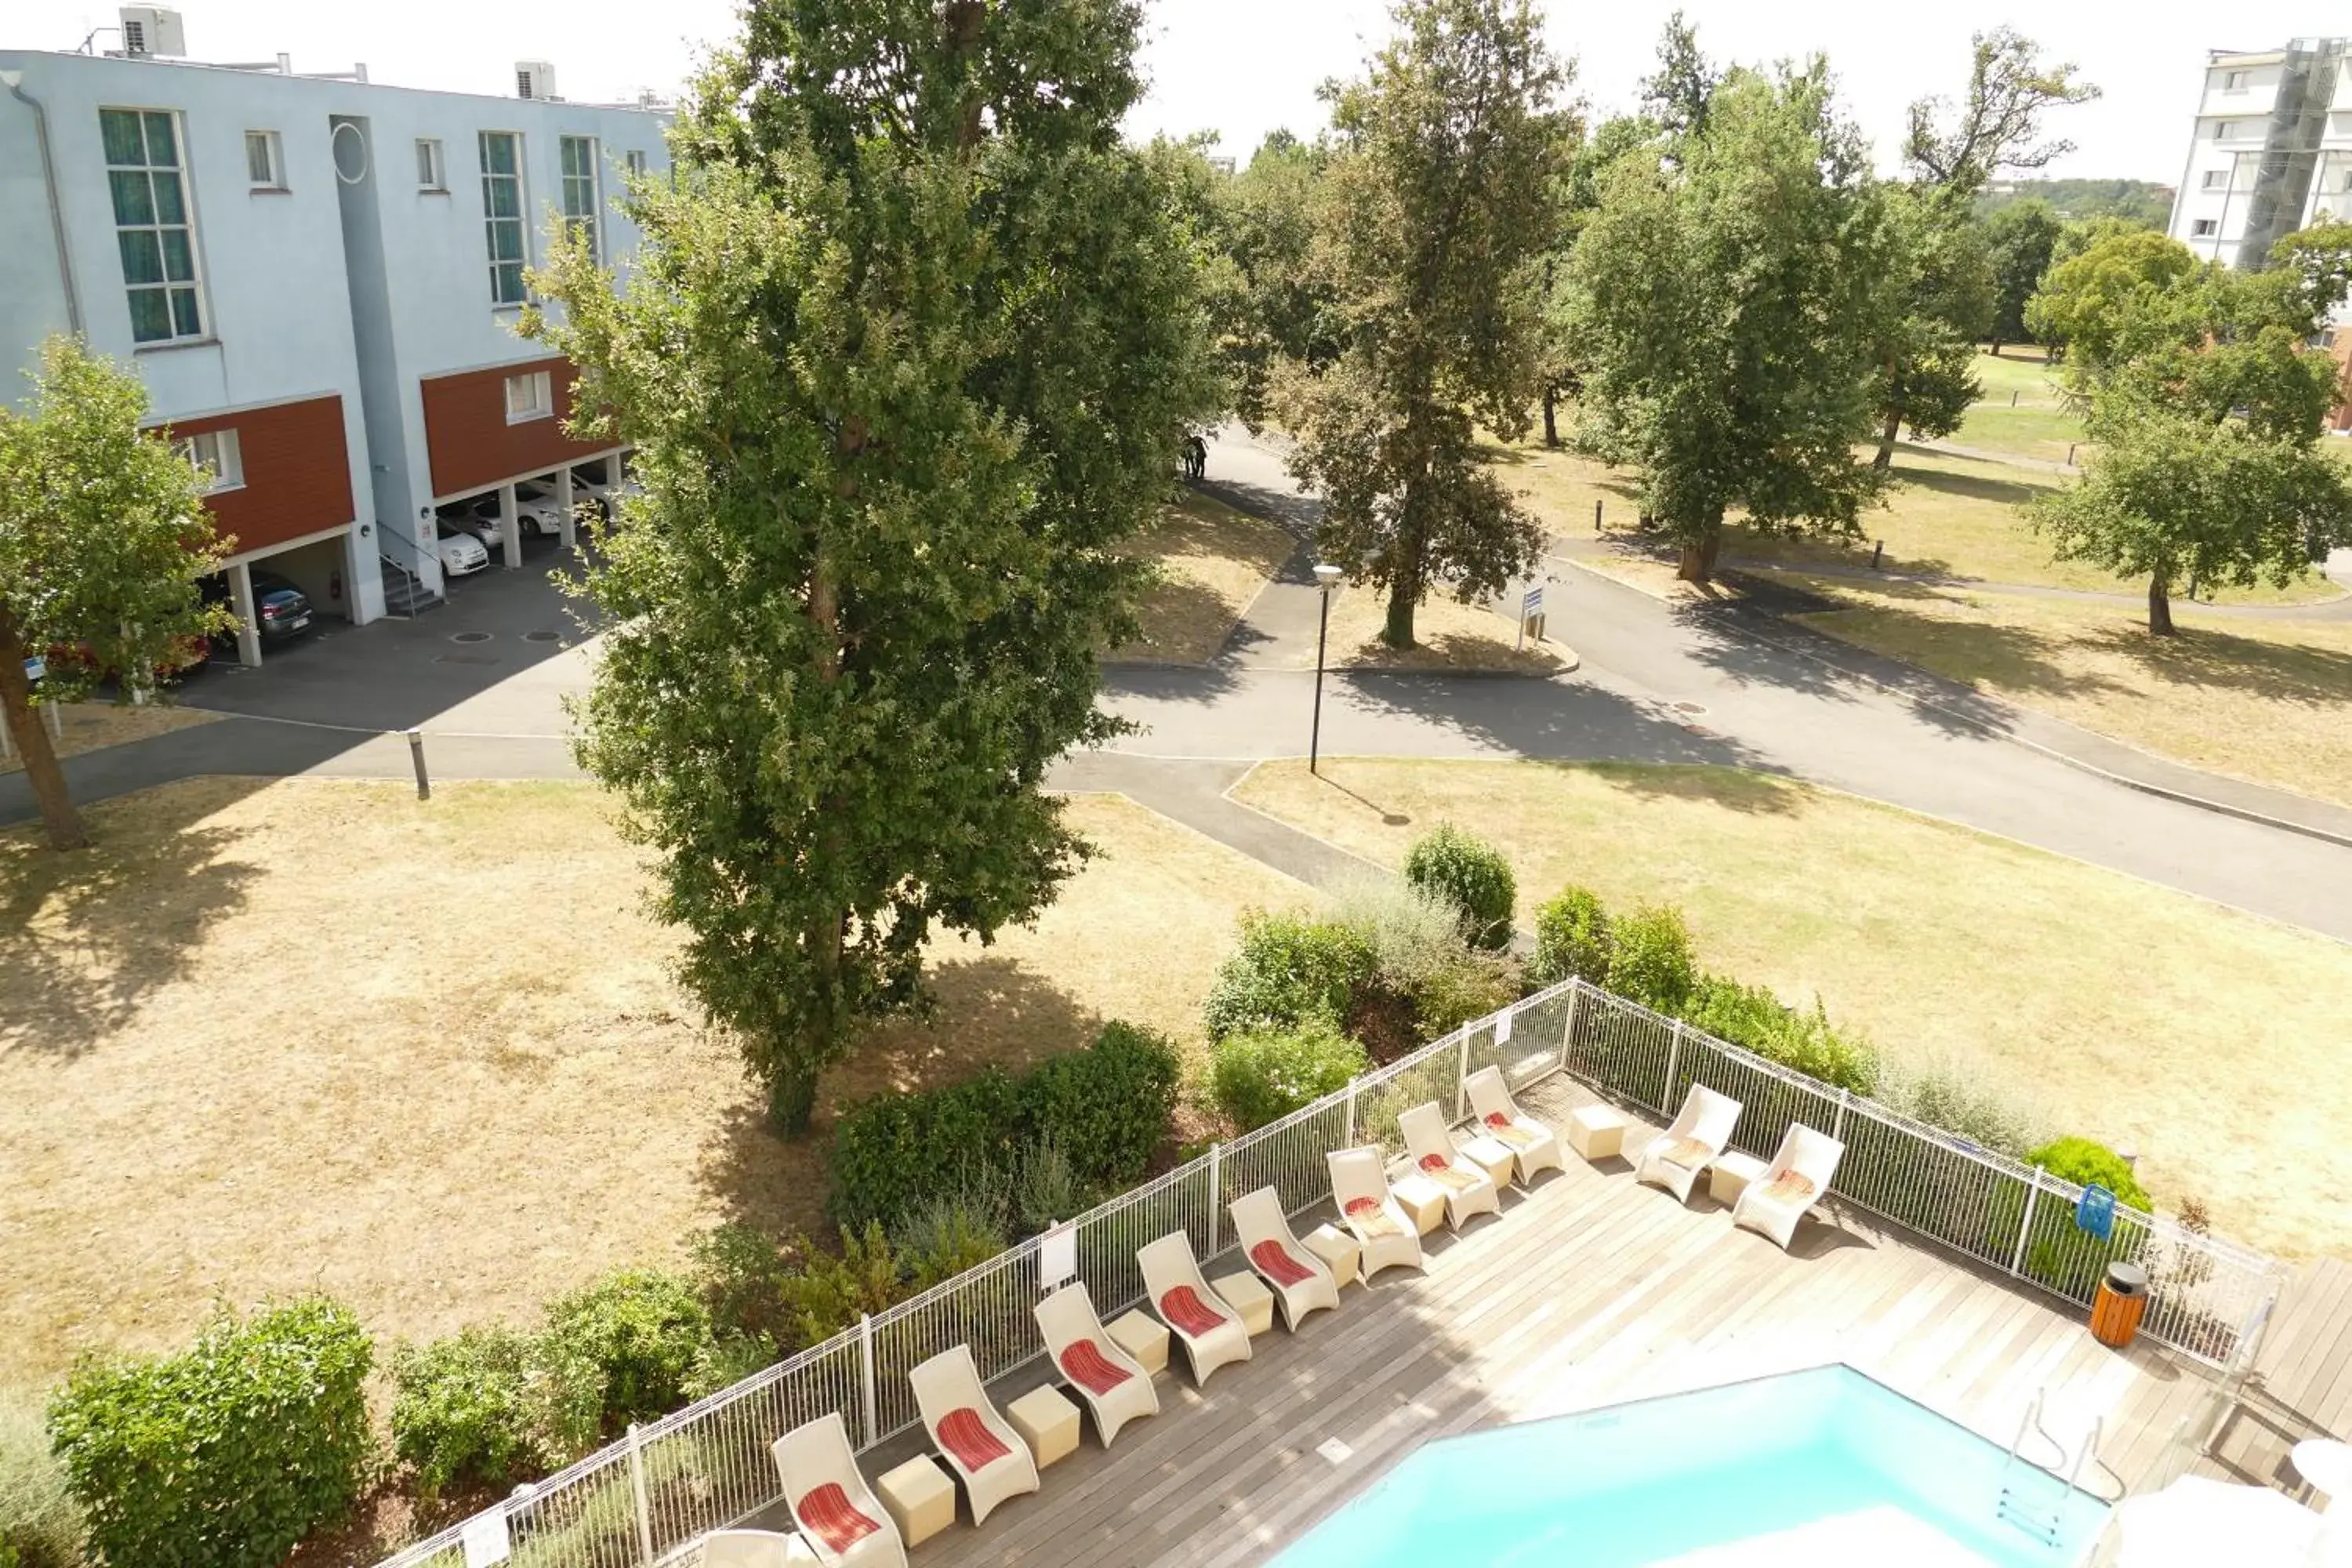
{"left": 0, "top": 14, "right": 666, "bottom": 662}
{"left": 2168, "top": 39, "right": 2352, "bottom": 270}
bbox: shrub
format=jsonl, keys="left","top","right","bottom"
{"left": 894, "top": 1192, "right": 1011, "bottom": 1290}
{"left": 1605, "top": 904, "right": 1696, "bottom": 1013}
{"left": 1210, "top": 1018, "right": 1368, "bottom": 1133}
{"left": 1200, "top": 913, "right": 1374, "bottom": 1040}
{"left": 1680, "top": 974, "right": 1878, "bottom": 1095}
{"left": 1402, "top": 824, "right": 1517, "bottom": 950}
{"left": 1877, "top": 1055, "right": 2047, "bottom": 1160}
{"left": 48, "top": 1296, "right": 372, "bottom": 1568}
{"left": 683, "top": 1336, "right": 776, "bottom": 1403}
{"left": 826, "top": 1066, "right": 1026, "bottom": 1230}
{"left": 1411, "top": 950, "right": 1523, "bottom": 1041}
{"left": 539, "top": 1270, "right": 713, "bottom": 1435}
{"left": 1328, "top": 875, "right": 1471, "bottom": 992}
{"left": 690, "top": 1223, "right": 794, "bottom": 1354}
{"left": 1022, "top": 1022, "right": 1181, "bottom": 1186}
{"left": 390, "top": 1326, "right": 544, "bottom": 1501}
{"left": 1007, "top": 1136, "right": 1091, "bottom": 1237}
{"left": 0, "top": 1394, "right": 82, "bottom": 1568}
{"left": 1530, "top": 885, "right": 1610, "bottom": 987}
{"left": 776, "top": 1225, "right": 908, "bottom": 1347}
{"left": 2027, "top": 1136, "right": 2151, "bottom": 1211}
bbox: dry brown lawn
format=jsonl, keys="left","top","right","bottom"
{"left": 0, "top": 779, "right": 1305, "bottom": 1388}
{"left": 1110, "top": 488, "right": 1296, "bottom": 665}
{"left": 1, "top": 700, "right": 217, "bottom": 776}
{"left": 1287, "top": 582, "right": 1570, "bottom": 674}
{"left": 1232, "top": 757, "right": 2352, "bottom": 1261}
{"left": 1774, "top": 579, "right": 2352, "bottom": 811}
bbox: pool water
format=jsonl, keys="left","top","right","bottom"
{"left": 1276, "top": 1366, "right": 2109, "bottom": 1568}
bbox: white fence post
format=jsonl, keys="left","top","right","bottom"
{"left": 1664, "top": 1018, "right": 1684, "bottom": 1109}
{"left": 1454, "top": 1030, "right": 1472, "bottom": 1120}
{"left": 1559, "top": 984, "right": 1581, "bottom": 1073}
{"left": 626, "top": 1423, "right": 655, "bottom": 1566}
{"left": 1207, "top": 1142, "right": 1222, "bottom": 1255}
{"left": 858, "top": 1313, "right": 877, "bottom": 1448}
{"left": 1345, "top": 1079, "right": 1359, "bottom": 1145}
{"left": 1832, "top": 1087, "right": 1849, "bottom": 1144}
{"left": 2009, "top": 1167, "right": 2045, "bottom": 1279}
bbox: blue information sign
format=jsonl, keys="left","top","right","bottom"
{"left": 2075, "top": 1183, "right": 2116, "bottom": 1241}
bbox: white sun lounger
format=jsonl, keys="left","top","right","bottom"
{"left": 769, "top": 1414, "right": 906, "bottom": 1568}
{"left": 1464, "top": 1065, "right": 1566, "bottom": 1184}
{"left": 1138, "top": 1231, "right": 1254, "bottom": 1386}
{"left": 699, "top": 1530, "right": 815, "bottom": 1566}
{"left": 1033, "top": 1280, "right": 1160, "bottom": 1446}
{"left": 1732, "top": 1122, "right": 1845, "bottom": 1250}
{"left": 1399, "top": 1101, "right": 1501, "bottom": 1229}
{"left": 1326, "top": 1145, "right": 1425, "bottom": 1279}
{"left": 1635, "top": 1084, "right": 1744, "bottom": 1204}
{"left": 908, "top": 1344, "right": 1040, "bottom": 1527}
{"left": 1229, "top": 1185, "right": 1341, "bottom": 1330}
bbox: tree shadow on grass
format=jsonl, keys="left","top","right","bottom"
{"left": 692, "top": 956, "right": 1106, "bottom": 1237}
{"left": 0, "top": 776, "right": 267, "bottom": 1062}
{"left": 1889, "top": 454, "right": 2056, "bottom": 509}
{"left": 2103, "top": 622, "right": 2352, "bottom": 706}
{"left": 1569, "top": 760, "right": 1813, "bottom": 817}
{"left": 1110, "top": 574, "right": 1250, "bottom": 668}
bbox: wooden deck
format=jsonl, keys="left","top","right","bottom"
{"left": 830, "top": 1079, "right": 2230, "bottom": 1567}
{"left": 2205, "top": 1257, "right": 2352, "bottom": 1492}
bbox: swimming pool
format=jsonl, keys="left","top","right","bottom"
{"left": 1276, "top": 1365, "right": 2110, "bottom": 1567}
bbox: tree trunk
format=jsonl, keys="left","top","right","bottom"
{"left": 0, "top": 607, "right": 86, "bottom": 851}
{"left": 1676, "top": 521, "right": 1723, "bottom": 586}
{"left": 2147, "top": 572, "right": 2176, "bottom": 637}
{"left": 1381, "top": 573, "right": 1417, "bottom": 648}
{"left": 1541, "top": 387, "right": 1559, "bottom": 449}
{"left": 1872, "top": 406, "right": 1903, "bottom": 473}
{"left": 1988, "top": 338, "right": 2002, "bottom": 358}
{"left": 1381, "top": 477, "right": 1426, "bottom": 649}
{"left": 768, "top": 1057, "right": 820, "bottom": 1134}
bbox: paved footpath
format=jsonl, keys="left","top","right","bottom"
{"left": 8, "top": 430, "right": 2352, "bottom": 944}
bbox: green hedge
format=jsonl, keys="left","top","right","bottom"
{"left": 1682, "top": 973, "right": 1878, "bottom": 1094}
{"left": 1403, "top": 824, "right": 1517, "bottom": 950}
{"left": 1210, "top": 1018, "right": 1368, "bottom": 1132}
{"left": 48, "top": 1297, "right": 372, "bottom": 1568}
{"left": 390, "top": 1326, "right": 547, "bottom": 1501}
{"left": 1530, "top": 885, "right": 1610, "bottom": 986}
{"left": 828, "top": 1022, "right": 1182, "bottom": 1230}
{"left": 1987, "top": 1137, "right": 2154, "bottom": 1300}
{"left": 539, "top": 1270, "right": 713, "bottom": 1436}
{"left": 1200, "top": 913, "right": 1374, "bottom": 1040}
{"left": 1604, "top": 904, "right": 1697, "bottom": 1013}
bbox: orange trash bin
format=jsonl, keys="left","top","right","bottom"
{"left": 2091, "top": 1260, "right": 2149, "bottom": 1348}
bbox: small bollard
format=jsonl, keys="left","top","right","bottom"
{"left": 2010, "top": 390, "right": 2019, "bottom": 407}
{"left": 407, "top": 729, "right": 430, "bottom": 800}
{"left": 2067, "top": 443, "right": 2078, "bottom": 466}
{"left": 1871, "top": 540, "right": 1884, "bottom": 569}
{"left": 1594, "top": 499, "right": 1602, "bottom": 534}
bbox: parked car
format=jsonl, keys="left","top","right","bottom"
{"left": 510, "top": 480, "right": 570, "bottom": 538}
{"left": 245, "top": 570, "right": 314, "bottom": 641}
{"left": 436, "top": 500, "right": 506, "bottom": 555}
{"left": 435, "top": 525, "right": 490, "bottom": 576}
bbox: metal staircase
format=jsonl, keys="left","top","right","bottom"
{"left": 379, "top": 552, "right": 443, "bottom": 618}
{"left": 1996, "top": 1388, "right": 2111, "bottom": 1548}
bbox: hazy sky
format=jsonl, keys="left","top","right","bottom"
{"left": 16, "top": 0, "right": 2322, "bottom": 181}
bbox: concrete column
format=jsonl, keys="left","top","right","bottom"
{"left": 499, "top": 482, "right": 522, "bottom": 569}
{"left": 556, "top": 466, "right": 576, "bottom": 551}
{"left": 228, "top": 561, "right": 264, "bottom": 668}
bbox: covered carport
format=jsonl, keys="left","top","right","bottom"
{"left": 426, "top": 444, "right": 629, "bottom": 571}
{"left": 213, "top": 524, "right": 365, "bottom": 668}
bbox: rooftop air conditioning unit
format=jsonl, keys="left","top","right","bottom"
{"left": 514, "top": 60, "right": 558, "bottom": 101}
{"left": 118, "top": 5, "right": 187, "bottom": 57}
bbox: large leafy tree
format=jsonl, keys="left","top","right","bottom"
{"left": 1566, "top": 58, "right": 1893, "bottom": 585}
{"left": 532, "top": 0, "right": 1218, "bottom": 1132}
{"left": 1901, "top": 27, "right": 2100, "bottom": 193}
{"left": 1984, "top": 198, "right": 2063, "bottom": 354}
{"left": 0, "top": 336, "right": 231, "bottom": 851}
{"left": 2025, "top": 229, "right": 2204, "bottom": 368}
{"left": 1274, "top": 0, "right": 1572, "bottom": 648}
{"left": 1206, "top": 130, "right": 1337, "bottom": 428}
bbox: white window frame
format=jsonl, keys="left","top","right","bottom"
{"left": 624, "top": 148, "right": 647, "bottom": 177}
{"left": 503, "top": 370, "right": 554, "bottom": 424}
{"left": 479, "top": 129, "right": 528, "bottom": 307}
{"left": 2191, "top": 218, "right": 2220, "bottom": 238}
{"left": 2214, "top": 121, "right": 2236, "bottom": 140}
{"left": 181, "top": 429, "right": 243, "bottom": 493}
{"left": 2201, "top": 169, "right": 2229, "bottom": 190}
{"left": 100, "top": 106, "right": 208, "bottom": 346}
{"left": 559, "top": 134, "right": 601, "bottom": 263}
{"left": 2223, "top": 70, "right": 2249, "bottom": 92}
{"left": 416, "top": 136, "right": 446, "bottom": 192}
{"left": 245, "top": 129, "right": 285, "bottom": 190}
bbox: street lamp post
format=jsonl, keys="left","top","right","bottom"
{"left": 1310, "top": 562, "right": 1342, "bottom": 775}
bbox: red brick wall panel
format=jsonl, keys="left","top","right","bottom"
{"left": 157, "top": 395, "right": 354, "bottom": 557}
{"left": 421, "top": 355, "right": 608, "bottom": 499}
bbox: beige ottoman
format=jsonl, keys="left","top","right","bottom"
{"left": 1463, "top": 1133, "right": 1518, "bottom": 1189}
{"left": 1107, "top": 1308, "right": 1170, "bottom": 1375}
{"left": 1302, "top": 1223, "right": 1361, "bottom": 1288}
{"left": 1709, "top": 1150, "right": 1766, "bottom": 1207}
{"left": 1007, "top": 1383, "right": 1081, "bottom": 1469}
{"left": 1566, "top": 1104, "right": 1628, "bottom": 1163}
{"left": 875, "top": 1453, "right": 956, "bottom": 1547}
{"left": 1211, "top": 1269, "right": 1276, "bottom": 1336}
{"left": 1390, "top": 1173, "right": 1448, "bottom": 1236}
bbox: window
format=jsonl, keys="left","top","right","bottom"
{"left": 479, "top": 130, "right": 525, "bottom": 305}
{"left": 2192, "top": 218, "right": 2220, "bottom": 237}
{"left": 416, "top": 137, "right": 445, "bottom": 191}
{"left": 2202, "top": 169, "right": 2230, "bottom": 190}
{"left": 2223, "top": 70, "right": 2249, "bottom": 91}
{"left": 180, "top": 429, "right": 242, "bottom": 492}
{"left": 559, "top": 134, "right": 599, "bottom": 261}
{"left": 504, "top": 370, "right": 553, "bottom": 423}
{"left": 100, "top": 107, "right": 204, "bottom": 344}
{"left": 2215, "top": 121, "right": 2235, "bottom": 140}
{"left": 244, "top": 130, "right": 285, "bottom": 189}
{"left": 624, "top": 148, "right": 647, "bottom": 177}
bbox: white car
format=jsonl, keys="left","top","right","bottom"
{"left": 510, "top": 481, "right": 572, "bottom": 538}
{"left": 435, "top": 528, "right": 489, "bottom": 576}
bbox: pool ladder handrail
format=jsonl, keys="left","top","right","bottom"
{"left": 1997, "top": 1389, "right": 2107, "bottom": 1545}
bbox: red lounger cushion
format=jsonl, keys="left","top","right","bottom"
{"left": 1059, "top": 1339, "right": 1133, "bottom": 1396}
{"left": 1250, "top": 1239, "right": 1315, "bottom": 1288}
{"left": 797, "top": 1482, "right": 881, "bottom": 1553}
{"left": 1484, "top": 1112, "right": 1512, "bottom": 1129}
{"left": 938, "top": 1406, "right": 1012, "bottom": 1472}
{"left": 1418, "top": 1152, "right": 1451, "bottom": 1174}
{"left": 1159, "top": 1285, "right": 1229, "bottom": 1338}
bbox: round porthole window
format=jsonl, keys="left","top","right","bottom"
{"left": 332, "top": 121, "right": 368, "bottom": 184}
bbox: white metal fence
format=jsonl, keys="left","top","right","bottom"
{"left": 379, "top": 977, "right": 2279, "bottom": 1568}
